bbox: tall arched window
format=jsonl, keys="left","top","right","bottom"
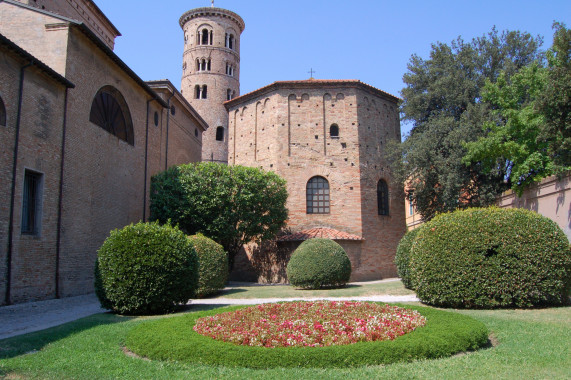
{"left": 195, "top": 85, "right": 201, "bottom": 99}
{"left": 0, "top": 96, "right": 6, "bottom": 126}
{"left": 377, "top": 179, "right": 389, "bottom": 216}
{"left": 225, "top": 33, "right": 235, "bottom": 49}
{"left": 227, "top": 89, "right": 232, "bottom": 101}
{"left": 330, "top": 124, "right": 339, "bottom": 138}
{"left": 201, "top": 28, "right": 210, "bottom": 45}
{"left": 196, "top": 59, "right": 200, "bottom": 71}
{"left": 216, "top": 126, "right": 224, "bottom": 141}
{"left": 89, "top": 86, "right": 134, "bottom": 145}
{"left": 307, "top": 176, "right": 330, "bottom": 214}
{"left": 201, "top": 85, "right": 208, "bottom": 99}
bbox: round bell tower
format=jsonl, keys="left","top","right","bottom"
{"left": 179, "top": 6, "right": 245, "bottom": 163}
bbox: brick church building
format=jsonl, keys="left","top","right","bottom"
{"left": 0, "top": 0, "right": 405, "bottom": 304}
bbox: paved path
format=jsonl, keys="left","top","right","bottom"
{"left": 190, "top": 295, "right": 418, "bottom": 305}
{"left": 0, "top": 281, "right": 418, "bottom": 340}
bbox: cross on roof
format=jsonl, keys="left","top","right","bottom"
{"left": 308, "top": 68, "right": 315, "bottom": 79}
{"left": 211, "top": 0, "right": 214, "bottom": 7}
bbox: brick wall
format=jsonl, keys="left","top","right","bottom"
{"left": 228, "top": 81, "right": 406, "bottom": 282}
{"left": 0, "top": 3, "right": 203, "bottom": 303}
{"left": 179, "top": 7, "right": 244, "bottom": 163}
{"left": 0, "top": 48, "right": 68, "bottom": 302}
{"left": 13, "top": 0, "right": 119, "bottom": 49}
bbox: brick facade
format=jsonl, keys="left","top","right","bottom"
{"left": 1, "top": 1, "right": 407, "bottom": 304}
{"left": 226, "top": 80, "right": 406, "bottom": 281}
{"left": 179, "top": 7, "right": 244, "bottom": 163}
{"left": 0, "top": 1, "right": 206, "bottom": 304}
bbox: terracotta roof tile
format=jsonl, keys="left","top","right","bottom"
{"left": 278, "top": 227, "right": 363, "bottom": 242}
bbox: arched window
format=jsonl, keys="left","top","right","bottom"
{"left": 0, "top": 96, "right": 6, "bottom": 126}
{"left": 201, "top": 85, "right": 208, "bottom": 99}
{"left": 195, "top": 85, "right": 201, "bottom": 99}
{"left": 227, "top": 89, "right": 232, "bottom": 101}
{"left": 306, "top": 176, "right": 330, "bottom": 214}
{"left": 201, "top": 28, "right": 210, "bottom": 45}
{"left": 216, "top": 126, "right": 224, "bottom": 141}
{"left": 196, "top": 59, "right": 200, "bottom": 71}
{"left": 226, "top": 33, "right": 235, "bottom": 49}
{"left": 377, "top": 179, "right": 389, "bottom": 216}
{"left": 207, "top": 59, "right": 211, "bottom": 71}
{"left": 89, "top": 86, "right": 134, "bottom": 145}
{"left": 330, "top": 124, "right": 339, "bottom": 138}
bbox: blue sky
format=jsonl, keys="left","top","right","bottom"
{"left": 96, "top": 0, "right": 570, "bottom": 136}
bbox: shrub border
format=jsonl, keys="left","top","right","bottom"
{"left": 125, "top": 303, "right": 489, "bottom": 368}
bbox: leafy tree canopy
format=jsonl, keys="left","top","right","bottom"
{"left": 150, "top": 162, "right": 288, "bottom": 269}
{"left": 390, "top": 27, "right": 544, "bottom": 221}
{"left": 464, "top": 22, "right": 570, "bottom": 194}
{"left": 536, "top": 22, "right": 571, "bottom": 168}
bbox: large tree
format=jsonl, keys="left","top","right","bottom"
{"left": 536, "top": 22, "right": 571, "bottom": 168}
{"left": 150, "top": 162, "right": 288, "bottom": 269}
{"left": 463, "top": 22, "right": 570, "bottom": 194}
{"left": 390, "top": 27, "right": 543, "bottom": 221}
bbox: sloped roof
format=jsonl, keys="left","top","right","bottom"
{"left": 278, "top": 227, "right": 363, "bottom": 242}
{"left": 0, "top": 33, "right": 74, "bottom": 88}
{"left": 224, "top": 79, "right": 400, "bottom": 109}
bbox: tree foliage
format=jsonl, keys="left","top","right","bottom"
{"left": 150, "top": 162, "right": 288, "bottom": 269}
{"left": 463, "top": 63, "right": 550, "bottom": 193}
{"left": 390, "top": 27, "right": 543, "bottom": 221}
{"left": 463, "top": 23, "right": 570, "bottom": 194}
{"left": 536, "top": 22, "right": 571, "bottom": 168}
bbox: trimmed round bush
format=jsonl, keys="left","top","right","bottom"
{"left": 95, "top": 221, "right": 198, "bottom": 315}
{"left": 286, "top": 238, "right": 351, "bottom": 289}
{"left": 410, "top": 207, "right": 571, "bottom": 308}
{"left": 395, "top": 227, "right": 423, "bottom": 289}
{"left": 125, "top": 304, "right": 489, "bottom": 368}
{"left": 188, "top": 234, "right": 228, "bottom": 297}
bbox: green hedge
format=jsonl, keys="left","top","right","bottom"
{"left": 286, "top": 238, "right": 351, "bottom": 289}
{"left": 410, "top": 207, "right": 571, "bottom": 308}
{"left": 188, "top": 234, "right": 228, "bottom": 298}
{"left": 125, "top": 303, "right": 489, "bottom": 368}
{"left": 95, "top": 221, "right": 198, "bottom": 315}
{"left": 395, "top": 227, "right": 423, "bottom": 289}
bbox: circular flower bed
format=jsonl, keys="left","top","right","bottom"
{"left": 193, "top": 301, "right": 426, "bottom": 347}
{"left": 125, "top": 303, "right": 490, "bottom": 368}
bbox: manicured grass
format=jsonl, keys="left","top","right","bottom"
{"left": 125, "top": 303, "right": 488, "bottom": 368}
{"left": 214, "top": 280, "right": 415, "bottom": 299}
{"left": 0, "top": 304, "right": 569, "bottom": 379}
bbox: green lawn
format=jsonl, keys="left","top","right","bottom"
{"left": 215, "top": 280, "right": 415, "bottom": 298}
{"left": 0, "top": 283, "right": 569, "bottom": 379}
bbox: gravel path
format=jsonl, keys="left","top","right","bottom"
{"left": 0, "top": 282, "right": 418, "bottom": 340}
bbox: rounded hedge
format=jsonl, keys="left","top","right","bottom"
{"left": 125, "top": 303, "right": 489, "bottom": 368}
{"left": 410, "top": 207, "right": 571, "bottom": 308}
{"left": 395, "top": 227, "right": 423, "bottom": 290}
{"left": 188, "top": 234, "right": 228, "bottom": 298}
{"left": 286, "top": 238, "right": 352, "bottom": 289}
{"left": 95, "top": 221, "right": 198, "bottom": 315}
